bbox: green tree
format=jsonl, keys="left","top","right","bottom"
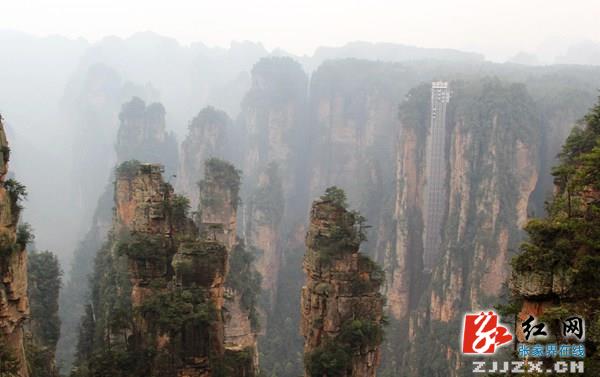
{"left": 28, "top": 250, "right": 62, "bottom": 348}
{"left": 320, "top": 186, "right": 347, "bottom": 208}
{"left": 227, "top": 240, "right": 262, "bottom": 329}
{"left": 304, "top": 341, "right": 351, "bottom": 377}
{"left": 27, "top": 250, "right": 62, "bottom": 377}
{"left": 4, "top": 178, "right": 27, "bottom": 218}
{"left": 510, "top": 96, "right": 600, "bottom": 375}
{"left": 16, "top": 223, "right": 34, "bottom": 249}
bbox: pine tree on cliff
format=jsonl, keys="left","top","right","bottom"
{"left": 27, "top": 249, "right": 63, "bottom": 377}
{"left": 510, "top": 98, "right": 600, "bottom": 375}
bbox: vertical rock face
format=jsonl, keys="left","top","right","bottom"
{"left": 171, "top": 238, "right": 228, "bottom": 377}
{"left": 239, "top": 57, "right": 308, "bottom": 234}
{"left": 430, "top": 85, "right": 539, "bottom": 321}
{"left": 0, "top": 117, "right": 30, "bottom": 377}
{"left": 237, "top": 56, "right": 307, "bottom": 335}
{"left": 386, "top": 80, "right": 541, "bottom": 375}
{"left": 197, "top": 159, "right": 259, "bottom": 376}
{"left": 115, "top": 163, "right": 171, "bottom": 235}
{"left": 114, "top": 163, "right": 177, "bottom": 331}
{"left": 301, "top": 195, "right": 384, "bottom": 377}
{"left": 116, "top": 97, "right": 178, "bottom": 175}
{"left": 239, "top": 57, "right": 307, "bottom": 192}
{"left": 198, "top": 159, "right": 240, "bottom": 252}
{"left": 245, "top": 163, "right": 284, "bottom": 309}
{"left": 389, "top": 124, "right": 425, "bottom": 321}
{"left": 307, "top": 60, "right": 414, "bottom": 205}
{"left": 299, "top": 64, "right": 426, "bottom": 363}
{"left": 197, "top": 159, "right": 239, "bottom": 317}
{"left": 179, "top": 107, "right": 231, "bottom": 209}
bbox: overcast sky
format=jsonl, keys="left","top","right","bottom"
{"left": 2, "top": 0, "right": 599, "bottom": 61}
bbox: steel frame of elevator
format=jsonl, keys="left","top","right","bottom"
{"left": 423, "top": 81, "right": 450, "bottom": 271}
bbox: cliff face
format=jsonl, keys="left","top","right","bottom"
{"left": 230, "top": 60, "right": 600, "bottom": 376}
{"left": 301, "top": 193, "right": 384, "bottom": 377}
{"left": 306, "top": 61, "right": 427, "bottom": 295}
{"left": 197, "top": 159, "right": 238, "bottom": 317}
{"left": 245, "top": 163, "right": 284, "bottom": 309}
{"left": 116, "top": 97, "right": 178, "bottom": 175}
{"left": 386, "top": 80, "right": 542, "bottom": 375}
{"left": 306, "top": 60, "right": 417, "bottom": 205}
{"left": 431, "top": 81, "right": 539, "bottom": 319}
{"left": 178, "top": 107, "right": 231, "bottom": 209}
{"left": 115, "top": 163, "right": 172, "bottom": 234}
{"left": 114, "top": 163, "right": 177, "bottom": 328}
{"left": 239, "top": 57, "right": 307, "bottom": 192}
{"left": 197, "top": 159, "right": 259, "bottom": 376}
{"left": 0, "top": 117, "right": 30, "bottom": 377}
{"left": 237, "top": 57, "right": 308, "bottom": 315}
{"left": 198, "top": 159, "right": 239, "bottom": 253}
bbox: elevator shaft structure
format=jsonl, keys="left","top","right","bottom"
{"left": 423, "top": 81, "right": 450, "bottom": 271}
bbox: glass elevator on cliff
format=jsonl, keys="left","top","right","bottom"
{"left": 423, "top": 81, "right": 450, "bottom": 272}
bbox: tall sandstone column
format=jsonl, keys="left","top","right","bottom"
{"left": 114, "top": 161, "right": 228, "bottom": 377}
{"left": 198, "top": 158, "right": 259, "bottom": 377}
{"left": 301, "top": 194, "right": 384, "bottom": 377}
{"left": 0, "top": 116, "right": 30, "bottom": 377}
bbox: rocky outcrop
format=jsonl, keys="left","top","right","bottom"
{"left": 306, "top": 60, "right": 416, "bottom": 205}
{"left": 113, "top": 161, "right": 228, "bottom": 377}
{"left": 301, "top": 195, "right": 384, "bottom": 377}
{"left": 197, "top": 159, "right": 239, "bottom": 316}
{"left": 237, "top": 57, "right": 308, "bottom": 348}
{"left": 70, "top": 161, "right": 231, "bottom": 377}
{"left": 197, "top": 159, "right": 259, "bottom": 376}
{"left": 178, "top": 107, "right": 231, "bottom": 208}
{"left": 0, "top": 116, "right": 30, "bottom": 377}
{"left": 115, "top": 163, "right": 172, "bottom": 235}
{"left": 172, "top": 238, "right": 228, "bottom": 377}
{"left": 239, "top": 57, "right": 307, "bottom": 195}
{"left": 245, "top": 163, "right": 283, "bottom": 309}
{"left": 116, "top": 97, "right": 178, "bottom": 175}
{"left": 198, "top": 159, "right": 239, "bottom": 253}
